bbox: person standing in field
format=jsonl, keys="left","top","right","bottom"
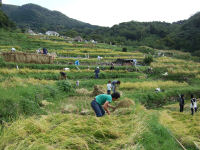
{"left": 107, "top": 81, "right": 112, "bottom": 94}
{"left": 43, "top": 48, "right": 48, "bottom": 55}
{"left": 76, "top": 80, "right": 79, "bottom": 87}
{"left": 111, "top": 80, "right": 121, "bottom": 93}
{"left": 190, "top": 94, "right": 197, "bottom": 115}
{"left": 194, "top": 96, "right": 197, "bottom": 112}
{"left": 179, "top": 94, "right": 185, "bottom": 112}
{"left": 94, "top": 66, "right": 100, "bottom": 79}
{"left": 91, "top": 92, "right": 120, "bottom": 117}
{"left": 110, "top": 63, "right": 114, "bottom": 70}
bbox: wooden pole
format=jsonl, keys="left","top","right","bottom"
{"left": 194, "top": 141, "right": 200, "bottom": 150}
{"left": 167, "top": 129, "right": 187, "bottom": 150}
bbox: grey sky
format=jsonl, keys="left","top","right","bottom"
{"left": 3, "top": 0, "right": 200, "bottom": 27}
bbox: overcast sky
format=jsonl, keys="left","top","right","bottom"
{"left": 3, "top": 0, "right": 200, "bottom": 27}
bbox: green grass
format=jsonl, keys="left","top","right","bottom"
{"left": 0, "top": 30, "right": 200, "bottom": 149}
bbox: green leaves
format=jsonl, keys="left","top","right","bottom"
{"left": 56, "top": 80, "right": 74, "bottom": 92}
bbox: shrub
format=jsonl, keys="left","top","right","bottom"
{"left": 19, "top": 99, "right": 41, "bottom": 115}
{"left": 0, "top": 98, "right": 17, "bottom": 121}
{"left": 138, "top": 46, "right": 156, "bottom": 55}
{"left": 143, "top": 55, "right": 153, "bottom": 65}
{"left": 122, "top": 47, "right": 127, "bottom": 52}
{"left": 56, "top": 80, "right": 74, "bottom": 92}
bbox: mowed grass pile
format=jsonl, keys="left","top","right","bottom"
{"left": 160, "top": 103, "right": 200, "bottom": 150}
{"left": 0, "top": 105, "right": 181, "bottom": 150}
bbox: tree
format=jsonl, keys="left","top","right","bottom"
{"left": 65, "top": 29, "right": 78, "bottom": 38}
{"left": 122, "top": 47, "right": 127, "bottom": 52}
{"left": 143, "top": 55, "right": 153, "bottom": 65}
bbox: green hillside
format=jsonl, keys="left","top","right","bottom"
{"left": 1, "top": 3, "right": 200, "bottom": 53}
{"left": 1, "top": 3, "right": 98, "bottom": 33}
{"left": 0, "top": 9, "right": 15, "bottom": 28}
{"left": 169, "top": 12, "right": 200, "bottom": 53}
{"left": 0, "top": 30, "right": 200, "bottom": 149}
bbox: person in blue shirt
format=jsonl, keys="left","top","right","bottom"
{"left": 75, "top": 60, "right": 80, "bottom": 65}
{"left": 91, "top": 92, "right": 120, "bottom": 117}
{"left": 43, "top": 48, "right": 48, "bottom": 54}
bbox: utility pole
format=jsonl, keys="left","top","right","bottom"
{"left": 0, "top": 0, "right": 2, "bottom": 7}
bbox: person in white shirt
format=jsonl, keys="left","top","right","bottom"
{"left": 194, "top": 97, "right": 197, "bottom": 112}
{"left": 191, "top": 94, "right": 197, "bottom": 115}
{"left": 11, "top": 47, "right": 16, "bottom": 52}
{"left": 107, "top": 80, "right": 112, "bottom": 94}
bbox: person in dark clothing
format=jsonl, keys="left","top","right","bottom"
{"left": 110, "top": 63, "right": 114, "bottom": 70}
{"left": 111, "top": 80, "right": 121, "bottom": 93}
{"left": 60, "top": 72, "right": 67, "bottom": 80}
{"left": 43, "top": 48, "right": 48, "bottom": 55}
{"left": 179, "top": 94, "right": 185, "bottom": 112}
{"left": 94, "top": 67, "right": 100, "bottom": 79}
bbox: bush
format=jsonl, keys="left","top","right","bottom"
{"left": 19, "top": 99, "right": 41, "bottom": 115}
{"left": 138, "top": 46, "right": 156, "bottom": 55}
{"left": 143, "top": 55, "right": 153, "bottom": 65}
{"left": 0, "top": 98, "right": 17, "bottom": 121}
{"left": 56, "top": 80, "right": 74, "bottom": 92}
{"left": 192, "top": 50, "right": 200, "bottom": 57}
{"left": 122, "top": 47, "right": 127, "bottom": 52}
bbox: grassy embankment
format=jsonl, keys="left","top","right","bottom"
{"left": 0, "top": 30, "right": 200, "bottom": 149}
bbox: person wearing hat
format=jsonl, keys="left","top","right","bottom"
{"left": 94, "top": 66, "right": 100, "bottom": 79}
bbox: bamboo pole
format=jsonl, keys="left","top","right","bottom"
{"left": 194, "top": 141, "right": 200, "bottom": 150}
{"left": 167, "top": 129, "right": 187, "bottom": 150}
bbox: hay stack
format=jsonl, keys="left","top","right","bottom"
{"left": 91, "top": 85, "right": 105, "bottom": 96}
{"left": 76, "top": 88, "right": 91, "bottom": 95}
{"left": 115, "top": 98, "right": 135, "bottom": 109}
{"left": 40, "top": 100, "right": 53, "bottom": 107}
{"left": 2, "top": 52, "right": 53, "bottom": 64}
{"left": 80, "top": 109, "right": 92, "bottom": 115}
{"left": 61, "top": 104, "right": 77, "bottom": 113}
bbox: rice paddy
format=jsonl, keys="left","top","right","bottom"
{"left": 0, "top": 31, "right": 200, "bottom": 149}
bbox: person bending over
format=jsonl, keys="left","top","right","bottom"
{"left": 91, "top": 92, "right": 120, "bottom": 117}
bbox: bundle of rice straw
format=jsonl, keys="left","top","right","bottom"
{"left": 115, "top": 98, "right": 135, "bottom": 109}
{"left": 61, "top": 104, "right": 77, "bottom": 113}
{"left": 91, "top": 85, "right": 105, "bottom": 96}
{"left": 76, "top": 88, "right": 91, "bottom": 95}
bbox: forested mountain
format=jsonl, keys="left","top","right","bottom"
{"left": 1, "top": 3, "right": 99, "bottom": 33}
{"left": 0, "top": 9, "right": 15, "bottom": 29}
{"left": 1, "top": 3, "right": 200, "bottom": 53}
{"left": 168, "top": 12, "right": 200, "bottom": 54}
{"left": 88, "top": 14, "right": 200, "bottom": 53}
